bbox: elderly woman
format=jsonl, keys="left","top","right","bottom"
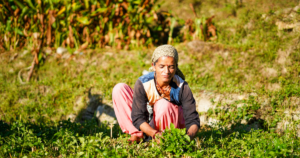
{"left": 112, "top": 45, "right": 200, "bottom": 142}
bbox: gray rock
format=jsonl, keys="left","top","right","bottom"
{"left": 56, "top": 47, "right": 68, "bottom": 55}
{"left": 95, "top": 105, "right": 117, "bottom": 125}
{"left": 197, "top": 98, "right": 214, "bottom": 113}
{"left": 67, "top": 114, "right": 76, "bottom": 122}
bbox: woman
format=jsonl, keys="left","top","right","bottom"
{"left": 113, "top": 45, "right": 200, "bottom": 143}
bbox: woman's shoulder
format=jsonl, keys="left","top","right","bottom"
{"left": 138, "top": 71, "right": 155, "bottom": 83}
{"left": 172, "top": 74, "right": 185, "bottom": 88}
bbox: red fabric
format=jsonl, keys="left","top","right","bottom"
{"left": 112, "top": 83, "right": 185, "bottom": 138}
{"left": 153, "top": 99, "right": 185, "bottom": 132}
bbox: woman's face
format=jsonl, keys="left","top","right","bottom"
{"left": 152, "top": 56, "right": 177, "bottom": 84}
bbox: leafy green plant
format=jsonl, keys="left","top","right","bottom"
{"left": 157, "top": 123, "right": 195, "bottom": 156}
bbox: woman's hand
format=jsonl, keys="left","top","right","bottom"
{"left": 186, "top": 124, "right": 199, "bottom": 140}
{"left": 152, "top": 131, "right": 162, "bottom": 144}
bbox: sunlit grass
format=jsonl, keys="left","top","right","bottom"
{"left": 1, "top": 0, "right": 300, "bottom": 157}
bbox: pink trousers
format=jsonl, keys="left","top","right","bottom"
{"left": 112, "top": 83, "right": 185, "bottom": 138}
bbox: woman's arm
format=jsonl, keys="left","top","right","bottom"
{"left": 187, "top": 124, "right": 198, "bottom": 139}
{"left": 131, "top": 80, "right": 161, "bottom": 138}
{"left": 180, "top": 82, "right": 200, "bottom": 139}
{"left": 131, "top": 80, "right": 150, "bottom": 131}
{"left": 139, "top": 122, "right": 158, "bottom": 137}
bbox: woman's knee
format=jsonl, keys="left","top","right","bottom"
{"left": 112, "top": 83, "right": 131, "bottom": 98}
{"left": 154, "top": 99, "right": 174, "bottom": 115}
{"left": 113, "top": 83, "right": 127, "bottom": 95}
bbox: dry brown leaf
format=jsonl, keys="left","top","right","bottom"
{"left": 23, "top": 29, "right": 29, "bottom": 37}
{"left": 104, "top": 35, "right": 109, "bottom": 44}
{"left": 189, "top": 4, "right": 197, "bottom": 18}
{"left": 130, "top": 30, "right": 135, "bottom": 39}
{"left": 206, "top": 15, "right": 217, "bottom": 39}
{"left": 47, "top": 10, "right": 56, "bottom": 45}
{"left": 68, "top": 25, "right": 74, "bottom": 47}
{"left": 106, "top": 0, "right": 111, "bottom": 6}
{"left": 37, "top": 13, "right": 44, "bottom": 28}
{"left": 121, "top": 2, "right": 128, "bottom": 10}
{"left": 147, "top": 30, "right": 151, "bottom": 37}
{"left": 79, "top": 42, "right": 89, "bottom": 50}
{"left": 83, "top": 27, "right": 90, "bottom": 42}
{"left": 136, "top": 30, "right": 141, "bottom": 39}
{"left": 91, "top": 5, "right": 96, "bottom": 13}
{"left": 14, "top": 8, "right": 20, "bottom": 16}
{"left": 153, "top": 12, "right": 158, "bottom": 21}
{"left": 116, "top": 39, "right": 122, "bottom": 49}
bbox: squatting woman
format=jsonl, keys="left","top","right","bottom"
{"left": 112, "top": 45, "right": 200, "bottom": 142}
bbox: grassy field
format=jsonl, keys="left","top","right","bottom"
{"left": 1, "top": 0, "right": 300, "bottom": 157}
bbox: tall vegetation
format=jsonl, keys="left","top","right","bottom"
{"left": 0, "top": 0, "right": 216, "bottom": 51}
{"left": 0, "top": 0, "right": 166, "bottom": 50}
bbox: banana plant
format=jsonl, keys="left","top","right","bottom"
{"left": 0, "top": 0, "right": 172, "bottom": 52}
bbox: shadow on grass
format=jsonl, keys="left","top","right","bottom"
{"left": 75, "top": 87, "right": 116, "bottom": 125}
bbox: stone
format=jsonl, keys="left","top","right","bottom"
{"left": 95, "top": 105, "right": 117, "bottom": 125}
{"left": 67, "top": 114, "right": 76, "bottom": 122}
{"left": 56, "top": 47, "right": 68, "bottom": 55}
{"left": 197, "top": 98, "right": 213, "bottom": 113}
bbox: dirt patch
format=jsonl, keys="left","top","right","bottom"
{"left": 277, "top": 49, "right": 291, "bottom": 65}
{"left": 261, "top": 67, "right": 278, "bottom": 78}
{"left": 266, "top": 83, "right": 281, "bottom": 91}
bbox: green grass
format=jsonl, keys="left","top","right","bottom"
{"left": 1, "top": 0, "right": 300, "bottom": 157}
{"left": 1, "top": 119, "right": 300, "bottom": 157}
